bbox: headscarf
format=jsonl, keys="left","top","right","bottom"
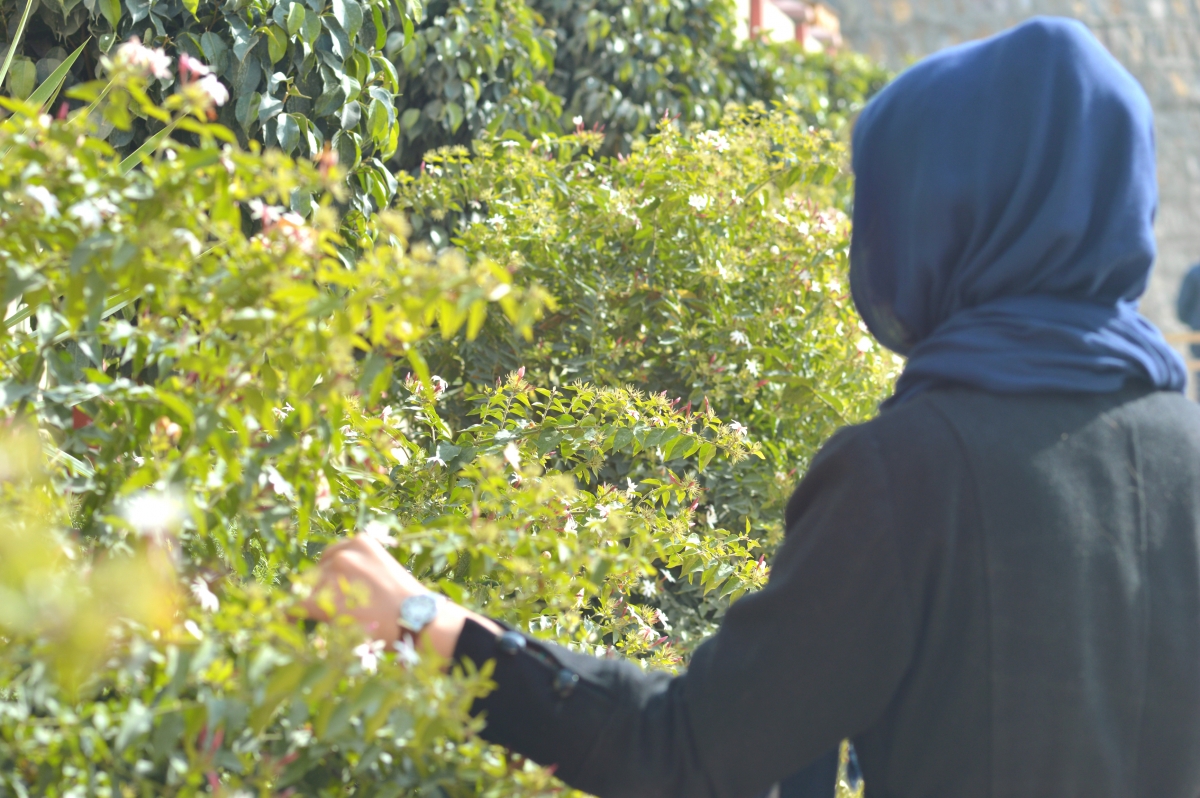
{"left": 848, "top": 16, "right": 1186, "bottom": 407}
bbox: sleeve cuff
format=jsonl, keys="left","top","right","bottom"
{"left": 453, "top": 616, "right": 617, "bottom": 782}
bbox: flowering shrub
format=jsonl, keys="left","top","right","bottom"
{"left": 1, "top": 0, "right": 884, "bottom": 216}
{"left": 402, "top": 108, "right": 897, "bottom": 641}
{"left": 0, "top": 45, "right": 889, "bottom": 798}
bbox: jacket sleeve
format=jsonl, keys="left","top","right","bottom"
{"left": 453, "top": 426, "right": 919, "bottom": 798}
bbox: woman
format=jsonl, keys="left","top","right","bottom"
{"left": 305, "top": 17, "right": 1200, "bottom": 798}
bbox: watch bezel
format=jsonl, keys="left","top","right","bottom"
{"left": 398, "top": 592, "right": 443, "bottom": 634}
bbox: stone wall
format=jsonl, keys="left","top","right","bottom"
{"left": 824, "top": 0, "right": 1200, "bottom": 335}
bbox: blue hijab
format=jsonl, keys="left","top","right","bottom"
{"left": 849, "top": 17, "right": 1186, "bottom": 407}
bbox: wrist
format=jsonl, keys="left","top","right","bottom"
{"left": 422, "top": 603, "right": 500, "bottom": 662}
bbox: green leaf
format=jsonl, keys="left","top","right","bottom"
{"left": 98, "top": 0, "right": 121, "bottom": 28}
{"left": 332, "top": 0, "right": 363, "bottom": 42}
{"left": 301, "top": 9, "right": 322, "bottom": 44}
{"left": 266, "top": 25, "right": 288, "bottom": 64}
{"left": 277, "top": 114, "right": 301, "bottom": 153}
{"left": 286, "top": 3, "right": 306, "bottom": 37}
{"left": 340, "top": 100, "right": 361, "bottom": 130}
{"left": 372, "top": 5, "right": 386, "bottom": 50}
{"left": 26, "top": 39, "right": 87, "bottom": 110}
{"left": 367, "top": 96, "right": 388, "bottom": 142}
{"left": 181, "top": 0, "right": 198, "bottom": 19}
{"left": 312, "top": 87, "right": 345, "bottom": 118}
{"left": 6, "top": 58, "right": 37, "bottom": 100}
{"left": 119, "top": 120, "right": 179, "bottom": 173}
{"left": 228, "top": 16, "right": 260, "bottom": 62}
{"left": 0, "top": 0, "right": 35, "bottom": 91}
{"left": 445, "top": 101, "right": 463, "bottom": 133}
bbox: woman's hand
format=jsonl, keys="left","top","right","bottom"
{"left": 301, "top": 534, "right": 499, "bottom": 659}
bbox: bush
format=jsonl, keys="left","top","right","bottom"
{"left": 0, "top": 51, "right": 891, "bottom": 798}
{"left": 0, "top": 0, "right": 885, "bottom": 214}
{"left": 402, "top": 103, "right": 894, "bottom": 641}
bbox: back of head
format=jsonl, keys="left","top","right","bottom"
{"left": 850, "top": 17, "right": 1157, "bottom": 355}
{"left": 848, "top": 17, "right": 1184, "bottom": 405}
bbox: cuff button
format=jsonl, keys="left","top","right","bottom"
{"left": 553, "top": 668, "right": 580, "bottom": 698}
{"left": 497, "top": 631, "right": 526, "bottom": 655}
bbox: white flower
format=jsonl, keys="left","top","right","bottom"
{"left": 655, "top": 608, "right": 670, "bottom": 629}
{"left": 173, "top": 228, "right": 202, "bottom": 256}
{"left": 828, "top": 279, "right": 842, "bottom": 294}
{"left": 731, "top": 191, "right": 743, "bottom": 205}
{"left": 184, "top": 619, "right": 204, "bottom": 640}
{"left": 248, "top": 199, "right": 284, "bottom": 225}
{"left": 277, "top": 212, "right": 317, "bottom": 255}
{"left": 68, "top": 197, "right": 118, "bottom": 228}
{"left": 393, "top": 637, "right": 420, "bottom": 667}
{"left": 572, "top": 115, "right": 583, "bottom": 126}
{"left": 563, "top": 513, "right": 578, "bottom": 533}
{"left": 178, "top": 53, "right": 211, "bottom": 79}
{"left": 263, "top": 466, "right": 294, "bottom": 499}
{"left": 131, "top": 454, "right": 146, "bottom": 466}
{"left": 486, "top": 214, "right": 506, "bottom": 229}
{"left": 123, "top": 490, "right": 184, "bottom": 539}
{"left": 769, "top": 245, "right": 780, "bottom": 255}
{"left": 426, "top": 453, "right": 446, "bottom": 468}
{"left": 197, "top": 74, "right": 229, "bottom": 108}
{"left": 363, "top": 519, "right": 397, "bottom": 547}
{"left": 25, "top": 185, "right": 59, "bottom": 218}
{"left": 639, "top": 579, "right": 657, "bottom": 597}
{"left": 315, "top": 471, "right": 332, "bottom": 512}
{"left": 596, "top": 502, "right": 621, "bottom": 519}
{"left": 190, "top": 577, "right": 219, "bottom": 612}
{"left": 430, "top": 375, "right": 448, "bottom": 397}
{"left": 695, "top": 130, "right": 731, "bottom": 152}
{"left": 856, "top": 337, "right": 874, "bottom": 354}
{"left": 272, "top": 403, "right": 295, "bottom": 421}
{"left": 743, "top": 358, "right": 760, "bottom": 377}
{"left": 728, "top": 421, "right": 747, "bottom": 438}
{"left": 705, "top": 504, "right": 718, "bottom": 527}
{"left": 354, "top": 639, "right": 386, "bottom": 673}
{"left": 729, "top": 330, "right": 750, "bottom": 347}
{"left": 501, "top": 140, "right": 521, "bottom": 148}
{"left": 503, "top": 442, "right": 521, "bottom": 470}
{"left": 687, "top": 194, "right": 711, "bottom": 211}
{"left": 114, "top": 37, "right": 172, "bottom": 80}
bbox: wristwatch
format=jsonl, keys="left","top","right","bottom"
{"left": 398, "top": 592, "right": 444, "bottom": 637}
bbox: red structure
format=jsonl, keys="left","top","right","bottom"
{"left": 745, "top": 0, "right": 842, "bottom": 49}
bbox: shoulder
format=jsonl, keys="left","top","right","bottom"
{"left": 785, "top": 393, "right": 969, "bottom": 530}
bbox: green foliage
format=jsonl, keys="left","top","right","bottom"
{"left": 532, "top": 0, "right": 740, "bottom": 150}
{"left": 401, "top": 105, "right": 896, "bottom": 639}
{"left": 0, "top": 0, "right": 885, "bottom": 218}
{"left": 0, "top": 50, "right": 892, "bottom": 797}
{"left": 531, "top": 0, "right": 887, "bottom": 154}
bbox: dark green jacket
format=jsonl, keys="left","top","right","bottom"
{"left": 457, "top": 386, "right": 1200, "bottom": 798}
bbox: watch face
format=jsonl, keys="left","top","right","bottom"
{"left": 400, "top": 593, "right": 439, "bottom": 630}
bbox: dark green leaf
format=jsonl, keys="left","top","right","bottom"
{"left": 277, "top": 114, "right": 301, "bottom": 153}
{"left": 286, "top": 3, "right": 306, "bottom": 37}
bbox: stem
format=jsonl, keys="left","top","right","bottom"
{"left": 0, "top": 0, "right": 36, "bottom": 91}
